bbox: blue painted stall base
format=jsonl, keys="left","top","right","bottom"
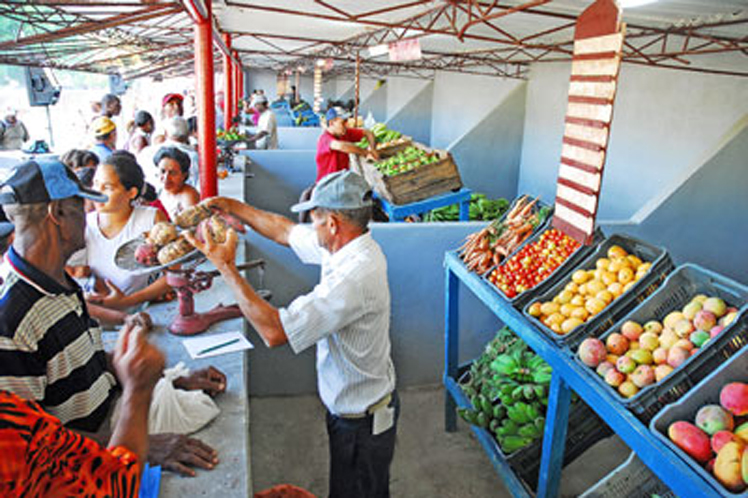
{"left": 374, "top": 188, "right": 472, "bottom": 222}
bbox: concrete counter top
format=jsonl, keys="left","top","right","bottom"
{"left": 142, "top": 266, "right": 251, "bottom": 497}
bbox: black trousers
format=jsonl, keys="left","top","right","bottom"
{"left": 325, "top": 391, "right": 400, "bottom": 498}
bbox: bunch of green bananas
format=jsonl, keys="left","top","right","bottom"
{"left": 356, "top": 123, "right": 404, "bottom": 149}
{"left": 457, "top": 327, "right": 553, "bottom": 455}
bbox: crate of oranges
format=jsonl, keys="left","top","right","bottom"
{"left": 523, "top": 234, "right": 673, "bottom": 348}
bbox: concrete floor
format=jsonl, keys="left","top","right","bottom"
{"left": 249, "top": 385, "right": 632, "bottom": 498}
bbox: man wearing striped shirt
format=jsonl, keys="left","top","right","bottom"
{"left": 0, "top": 159, "right": 225, "bottom": 477}
{"left": 189, "top": 171, "right": 399, "bottom": 498}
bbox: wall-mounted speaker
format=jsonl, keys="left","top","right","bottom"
{"left": 24, "top": 67, "right": 61, "bottom": 107}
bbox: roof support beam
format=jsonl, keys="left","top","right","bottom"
{"left": 0, "top": 4, "right": 181, "bottom": 50}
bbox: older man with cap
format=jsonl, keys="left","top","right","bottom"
{"left": 0, "top": 108, "right": 30, "bottom": 151}
{"left": 90, "top": 116, "right": 117, "bottom": 162}
{"left": 187, "top": 170, "right": 399, "bottom": 498}
{"left": 0, "top": 159, "right": 226, "bottom": 477}
{"left": 316, "top": 107, "right": 379, "bottom": 182}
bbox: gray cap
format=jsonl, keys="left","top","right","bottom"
{"left": 291, "top": 170, "right": 373, "bottom": 213}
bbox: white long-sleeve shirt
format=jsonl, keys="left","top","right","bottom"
{"left": 279, "top": 225, "right": 396, "bottom": 416}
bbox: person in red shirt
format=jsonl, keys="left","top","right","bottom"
{"left": 316, "top": 107, "right": 379, "bottom": 182}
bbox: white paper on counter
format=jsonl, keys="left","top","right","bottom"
{"left": 182, "top": 331, "right": 254, "bottom": 359}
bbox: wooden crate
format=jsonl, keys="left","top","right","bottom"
{"left": 376, "top": 136, "right": 412, "bottom": 157}
{"left": 359, "top": 144, "right": 463, "bottom": 205}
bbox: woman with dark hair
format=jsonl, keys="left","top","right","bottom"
{"left": 61, "top": 148, "right": 100, "bottom": 171}
{"left": 127, "top": 110, "right": 154, "bottom": 153}
{"left": 85, "top": 152, "right": 170, "bottom": 310}
{"left": 156, "top": 146, "right": 200, "bottom": 220}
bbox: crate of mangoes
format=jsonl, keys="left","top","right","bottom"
{"left": 523, "top": 234, "right": 673, "bottom": 347}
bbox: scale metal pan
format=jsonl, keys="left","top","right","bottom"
{"left": 115, "top": 235, "right": 204, "bottom": 276}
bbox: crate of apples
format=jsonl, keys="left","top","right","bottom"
{"left": 487, "top": 227, "right": 581, "bottom": 302}
{"left": 527, "top": 241, "right": 657, "bottom": 337}
{"left": 577, "top": 294, "right": 740, "bottom": 401}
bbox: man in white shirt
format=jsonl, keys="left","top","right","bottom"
{"left": 248, "top": 95, "right": 278, "bottom": 150}
{"left": 187, "top": 171, "right": 398, "bottom": 498}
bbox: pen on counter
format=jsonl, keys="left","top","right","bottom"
{"left": 197, "top": 338, "right": 241, "bottom": 356}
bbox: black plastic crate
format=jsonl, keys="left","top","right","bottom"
{"left": 651, "top": 339, "right": 748, "bottom": 497}
{"left": 573, "top": 264, "right": 748, "bottom": 424}
{"left": 523, "top": 234, "right": 673, "bottom": 349}
{"left": 580, "top": 453, "right": 676, "bottom": 498}
{"left": 457, "top": 195, "right": 553, "bottom": 275}
{"left": 483, "top": 220, "right": 604, "bottom": 310}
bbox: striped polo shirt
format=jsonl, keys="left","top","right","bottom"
{"left": 0, "top": 247, "right": 117, "bottom": 432}
{"left": 279, "top": 225, "right": 396, "bottom": 416}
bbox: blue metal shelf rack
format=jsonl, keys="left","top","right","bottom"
{"left": 443, "top": 250, "right": 723, "bottom": 498}
{"left": 374, "top": 188, "right": 472, "bottom": 222}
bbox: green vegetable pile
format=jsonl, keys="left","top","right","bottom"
{"left": 423, "top": 193, "right": 510, "bottom": 222}
{"left": 373, "top": 146, "right": 440, "bottom": 177}
{"left": 457, "top": 327, "right": 553, "bottom": 454}
{"left": 357, "top": 123, "right": 403, "bottom": 148}
{"left": 217, "top": 127, "right": 247, "bottom": 141}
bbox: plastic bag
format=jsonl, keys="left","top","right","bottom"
{"left": 112, "top": 362, "right": 220, "bottom": 435}
{"left": 364, "top": 111, "right": 376, "bottom": 129}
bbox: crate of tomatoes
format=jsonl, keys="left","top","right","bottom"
{"left": 484, "top": 221, "right": 603, "bottom": 309}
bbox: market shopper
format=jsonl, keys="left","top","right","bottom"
{"left": 155, "top": 146, "right": 199, "bottom": 220}
{"left": 84, "top": 152, "right": 171, "bottom": 310}
{"left": 100, "top": 94, "right": 122, "bottom": 118}
{"left": 246, "top": 94, "right": 277, "bottom": 150}
{"left": 161, "top": 93, "right": 184, "bottom": 120}
{"left": 139, "top": 117, "right": 199, "bottom": 189}
{"left": 187, "top": 170, "right": 398, "bottom": 498}
{"left": 0, "top": 323, "right": 164, "bottom": 498}
{"left": 316, "top": 107, "right": 379, "bottom": 181}
{"left": 0, "top": 108, "right": 30, "bottom": 150}
{"left": 127, "top": 110, "right": 155, "bottom": 153}
{"left": 90, "top": 116, "right": 117, "bottom": 162}
{"left": 0, "top": 158, "right": 226, "bottom": 477}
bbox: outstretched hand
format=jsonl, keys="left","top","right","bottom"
{"left": 200, "top": 196, "right": 235, "bottom": 216}
{"left": 185, "top": 227, "right": 238, "bottom": 272}
{"left": 173, "top": 366, "right": 227, "bottom": 397}
{"left": 148, "top": 433, "right": 219, "bottom": 477}
{"left": 86, "top": 279, "right": 130, "bottom": 310}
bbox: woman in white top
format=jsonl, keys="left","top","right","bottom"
{"left": 86, "top": 152, "right": 170, "bottom": 311}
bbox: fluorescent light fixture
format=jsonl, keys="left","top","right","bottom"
{"left": 620, "top": 0, "right": 658, "bottom": 8}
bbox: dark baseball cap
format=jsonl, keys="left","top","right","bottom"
{"left": 291, "top": 170, "right": 372, "bottom": 213}
{"left": 0, "top": 159, "right": 108, "bottom": 205}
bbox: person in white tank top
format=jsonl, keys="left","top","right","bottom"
{"left": 85, "top": 153, "right": 171, "bottom": 311}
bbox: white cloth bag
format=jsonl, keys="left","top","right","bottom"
{"left": 113, "top": 362, "right": 220, "bottom": 434}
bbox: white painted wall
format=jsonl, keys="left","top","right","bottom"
{"left": 386, "top": 76, "right": 431, "bottom": 119}
{"left": 518, "top": 60, "right": 748, "bottom": 220}
{"left": 246, "top": 69, "right": 320, "bottom": 102}
{"left": 430, "top": 71, "right": 525, "bottom": 149}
